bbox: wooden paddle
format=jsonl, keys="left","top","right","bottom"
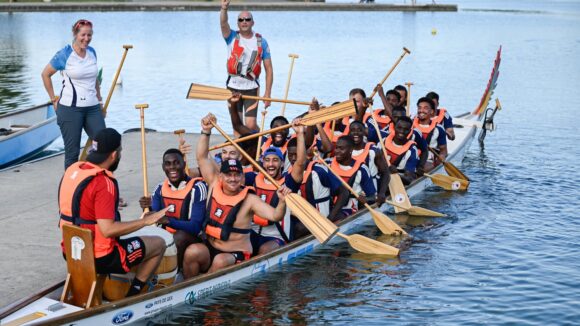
{"left": 80, "top": 45, "right": 133, "bottom": 161}
{"left": 210, "top": 120, "right": 398, "bottom": 256}
{"left": 136, "top": 104, "right": 150, "bottom": 213}
{"left": 255, "top": 110, "right": 268, "bottom": 161}
{"left": 187, "top": 83, "right": 311, "bottom": 106}
{"left": 314, "top": 153, "right": 407, "bottom": 236}
{"left": 428, "top": 147, "right": 470, "bottom": 181}
{"left": 368, "top": 47, "right": 411, "bottom": 99}
{"left": 405, "top": 82, "right": 413, "bottom": 117}
{"left": 173, "top": 129, "right": 190, "bottom": 176}
{"left": 210, "top": 100, "right": 357, "bottom": 151}
{"left": 424, "top": 173, "right": 469, "bottom": 191}
{"left": 280, "top": 54, "right": 299, "bottom": 116}
{"left": 369, "top": 118, "right": 445, "bottom": 217}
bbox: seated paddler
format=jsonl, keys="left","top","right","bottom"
{"left": 182, "top": 113, "right": 291, "bottom": 279}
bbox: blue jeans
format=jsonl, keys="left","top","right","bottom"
{"left": 56, "top": 103, "right": 106, "bottom": 169}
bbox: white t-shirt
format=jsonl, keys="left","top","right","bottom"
{"left": 49, "top": 45, "right": 99, "bottom": 107}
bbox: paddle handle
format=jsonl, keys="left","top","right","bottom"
{"left": 209, "top": 122, "right": 291, "bottom": 151}
{"left": 405, "top": 82, "right": 413, "bottom": 116}
{"left": 369, "top": 47, "right": 411, "bottom": 99}
{"left": 103, "top": 45, "right": 132, "bottom": 113}
{"left": 281, "top": 54, "right": 299, "bottom": 116}
{"left": 174, "top": 130, "right": 189, "bottom": 176}
{"left": 136, "top": 104, "right": 150, "bottom": 212}
{"left": 369, "top": 111, "right": 392, "bottom": 167}
{"left": 428, "top": 147, "right": 445, "bottom": 162}
{"left": 255, "top": 110, "right": 268, "bottom": 161}
{"left": 210, "top": 121, "right": 282, "bottom": 189}
{"left": 242, "top": 95, "right": 310, "bottom": 106}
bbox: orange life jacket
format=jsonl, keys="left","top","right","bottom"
{"left": 330, "top": 159, "right": 361, "bottom": 189}
{"left": 252, "top": 173, "right": 285, "bottom": 227}
{"left": 384, "top": 132, "right": 416, "bottom": 165}
{"left": 432, "top": 107, "right": 448, "bottom": 125}
{"left": 413, "top": 117, "right": 439, "bottom": 140}
{"left": 341, "top": 113, "right": 372, "bottom": 128}
{"left": 260, "top": 136, "right": 289, "bottom": 156}
{"left": 227, "top": 32, "right": 263, "bottom": 81}
{"left": 161, "top": 177, "right": 202, "bottom": 233}
{"left": 372, "top": 108, "right": 392, "bottom": 130}
{"left": 204, "top": 181, "right": 253, "bottom": 241}
{"left": 323, "top": 121, "right": 349, "bottom": 145}
{"left": 58, "top": 161, "right": 120, "bottom": 258}
{"left": 243, "top": 165, "right": 254, "bottom": 174}
{"left": 352, "top": 142, "right": 374, "bottom": 165}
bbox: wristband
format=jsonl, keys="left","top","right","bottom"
{"left": 201, "top": 131, "right": 211, "bottom": 136}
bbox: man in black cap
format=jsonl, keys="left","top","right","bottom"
{"left": 58, "top": 128, "right": 168, "bottom": 297}
{"left": 181, "top": 114, "right": 290, "bottom": 279}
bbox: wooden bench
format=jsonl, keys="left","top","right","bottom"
{"left": 60, "top": 224, "right": 104, "bottom": 309}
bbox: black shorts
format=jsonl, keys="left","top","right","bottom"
{"left": 95, "top": 237, "right": 146, "bottom": 274}
{"left": 227, "top": 86, "right": 259, "bottom": 118}
{"left": 204, "top": 239, "right": 251, "bottom": 264}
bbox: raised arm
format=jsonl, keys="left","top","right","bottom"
{"left": 375, "top": 84, "right": 393, "bottom": 120}
{"left": 246, "top": 186, "right": 289, "bottom": 222}
{"left": 228, "top": 93, "right": 256, "bottom": 135}
{"left": 220, "top": 0, "right": 232, "bottom": 39}
{"left": 290, "top": 121, "right": 306, "bottom": 184}
{"left": 196, "top": 114, "right": 219, "bottom": 185}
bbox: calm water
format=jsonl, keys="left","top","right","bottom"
{"left": 2, "top": 0, "right": 580, "bottom": 324}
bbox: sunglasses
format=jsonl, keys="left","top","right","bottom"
{"left": 238, "top": 17, "right": 252, "bottom": 22}
{"left": 73, "top": 19, "right": 93, "bottom": 31}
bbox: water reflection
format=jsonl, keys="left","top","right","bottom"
{"left": 0, "top": 15, "right": 31, "bottom": 112}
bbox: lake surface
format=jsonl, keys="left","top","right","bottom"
{"left": 1, "top": 0, "right": 580, "bottom": 324}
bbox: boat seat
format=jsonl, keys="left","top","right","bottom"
{"left": 61, "top": 224, "right": 105, "bottom": 309}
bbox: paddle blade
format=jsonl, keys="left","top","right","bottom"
{"left": 286, "top": 193, "right": 337, "bottom": 244}
{"left": 407, "top": 205, "right": 446, "bottom": 217}
{"left": 187, "top": 83, "right": 232, "bottom": 101}
{"left": 300, "top": 100, "right": 356, "bottom": 127}
{"left": 388, "top": 174, "right": 412, "bottom": 213}
{"left": 443, "top": 162, "right": 470, "bottom": 181}
{"left": 427, "top": 174, "right": 469, "bottom": 191}
{"left": 337, "top": 233, "right": 399, "bottom": 257}
{"left": 369, "top": 208, "right": 407, "bottom": 236}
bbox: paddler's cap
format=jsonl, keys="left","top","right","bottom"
{"left": 220, "top": 159, "right": 243, "bottom": 174}
{"left": 261, "top": 146, "right": 284, "bottom": 162}
{"left": 87, "top": 128, "right": 122, "bottom": 164}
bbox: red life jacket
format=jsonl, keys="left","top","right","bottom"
{"left": 372, "top": 108, "right": 392, "bottom": 130}
{"left": 432, "top": 107, "right": 448, "bottom": 125}
{"left": 204, "top": 181, "right": 253, "bottom": 241}
{"left": 160, "top": 177, "right": 202, "bottom": 233}
{"left": 58, "top": 161, "right": 120, "bottom": 258}
{"left": 252, "top": 173, "right": 285, "bottom": 227}
{"left": 413, "top": 117, "right": 439, "bottom": 140}
{"left": 227, "top": 32, "right": 263, "bottom": 81}
{"left": 384, "top": 132, "right": 416, "bottom": 166}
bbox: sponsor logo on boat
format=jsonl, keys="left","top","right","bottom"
{"left": 145, "top": 303, "right": 153, "bottom": 309}
{"left": 185, "top": 280, "right": 231, "bottom": 305}
{"left": 251, "top": 259, "right": 270, "bottom": 275}
{"left": 278, "top": 244, "right": 314, "bottom": 266}
{"left": 112, "top": 310, "right": 133, "bottom": 325}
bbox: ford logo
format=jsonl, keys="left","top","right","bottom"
{"left": 112, "top": 310, "right": 133, "bottom": 325}
{"left": 145, "top": 303, "right": 153, "bottom": 309}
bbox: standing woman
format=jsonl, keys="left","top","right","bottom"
{"left": 42, "top": 19, "right": 106, "bottom": 169}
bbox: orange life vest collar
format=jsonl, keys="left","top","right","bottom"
{"left": 413, "top": 117, "right": 439, "bottom": 139}
{"left": 330, "top": 158, "right": 362, "bottom": 183}
{"left": 384, "top": 132, "right": 416, "bottom": 165}
{"left": 432, "top": 107, "right": 447, "bottom": 125}
{"left": 261, "top": 136, "right": 289, "bottom": 155}
{"left": 227, "top": 32, "right": 263, "bottom": 81}
{"left": 352, "top": 142, "right": 374, "bottom": 164}
{"left": 372, "top": 108, "right": 392, "bottom": 129}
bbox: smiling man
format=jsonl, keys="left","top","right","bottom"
{"left": 139, "top": 149, "right": 208, "bottom": 270}
{"left": 220, "top": 0, "right": 273, "bottom": 135}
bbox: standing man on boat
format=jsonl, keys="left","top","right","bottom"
{"left": 220, "top": 0, "right": 273, "bottom": 135}
{"left": 58, "top": 128, "right": 167, "bottom": 297}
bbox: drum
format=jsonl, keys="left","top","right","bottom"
{"left": 102, "top": 226, "right": 177, "bottom": 301}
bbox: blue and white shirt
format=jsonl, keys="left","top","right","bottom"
{"left": 49, "top": 45, "right": 99, "bottom": 107}
{"left": 225, "top": 31, "right": 271, "bottom": 90}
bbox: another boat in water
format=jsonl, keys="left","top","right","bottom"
{"left": 0, "top": 47, "right": 502, "bottom": 326}
{"left": 0, "top": 102, "right": 60, "bottom": 169}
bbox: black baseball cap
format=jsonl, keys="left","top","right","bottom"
{"left": 86, "top": 128, "right": 122, "bottom": 164}
{"left": 220, "top": 159, "right": 243, "bottom": 174}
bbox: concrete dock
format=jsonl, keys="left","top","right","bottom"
{"left": 0, "top": 131, "right": 225, "bottom": 308}
{"left": 0, "top": 1, "right": 457, "bottom": 12}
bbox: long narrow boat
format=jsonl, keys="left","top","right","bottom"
{"left": 0, "top": 102, "right": 60, "bottom": 169}
{"left": 0, "top": 47, "right": 502, "bottom": 326}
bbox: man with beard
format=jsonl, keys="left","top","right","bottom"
{"left": 183, "top": 114, "right": 290, "bottom": 278}
{"left": 58, "top": 128, "right": 167, "bottom": 297}
{"left": 139, "top": 149, "right": 208, "bottom": 269}
{"left": 348, "top": 121, "right": 389, "bottom": 206}
{"left": 383, "top": 117, "right": 420, "bottom": 185}
{"left": 245, "top": 124, "right": 305, "bottom": 254}
{"left": 328, "top": 135, "right": 376, "bottom": 219}
{"left": 412, "top": 97, "right": 448, "bottom": 171}
{"left": 426, "top": 91, "right": 455, "bottom": 140}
